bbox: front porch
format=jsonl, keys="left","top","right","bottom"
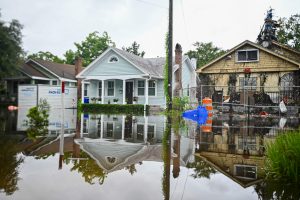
{"left": 81, "top": 78, "right": 165, "bottom": 108}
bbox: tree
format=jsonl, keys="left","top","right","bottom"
{"left": 27, "top": 51, "right": 64, "bottom": 63}
{"left": 186, "top": 42, "right": 225, "bottom": 68}
{"left": 277, "top": 14, "right": 300, "bottom": 51}
{"left": 64, "top": 31, "right": 115, "bottom": 67}
{"left": 122, "top": 41, "right": 145, "bottom": 57}
{"left": 0, "top": 11, "right": 23, "bottom": 79}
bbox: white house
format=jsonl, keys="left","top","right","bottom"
{"left": 76, "top": 44, "right": 198, "bottom": 108}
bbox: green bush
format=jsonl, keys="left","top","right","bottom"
{"left": 265, "top": 130, "right": 300, "bottom": 183}
{"left": 81, "top": 104, "right": 149, "bottom": 115}
{"left": 172, "top": 96, "right": 190, "bottom": 111}
{"left": 26, "top": 99, "right": 50, "bottom": 139}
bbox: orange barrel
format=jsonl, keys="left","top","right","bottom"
{"left": 201, "top": 97, "right": 213, "bottom": 132}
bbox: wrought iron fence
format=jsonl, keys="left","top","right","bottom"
{"left": 177, "top": 85, "right": 300, "bottom": 114}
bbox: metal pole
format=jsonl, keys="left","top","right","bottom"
{"left": 59, "top": 81, "right": 65, "bottom": 169}
{"left": 167, "top": 0, "right": 173, "bottom": 111}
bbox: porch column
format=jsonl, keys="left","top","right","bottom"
{"left": 123, "top": 79, "right": 126, "bottom": 104}
{"left": 145, "top": 79, "right": 149, "bottom": 109}
{"left": 81, "top": 81, "right": 85, "bottom": 103}
{"left": 144, "top": 115, "right": 148, "bottom": 143}
{"left": 121, "top": 115, "right": 125, "bottom": 140}
{"left": 100, "top": 114, "right": 104, "bottom": 139}
{"left": 101, "top": 80, "right": 105, "bottom": 104}
{"left": 80, "top": 113, "right": 84, "bottom": 137}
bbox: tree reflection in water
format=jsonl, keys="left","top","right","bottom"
{"left": 254, "top": 179, "right": 300, "bottom": 200}
{"left": 68, "top": 151, "right": 107, "bottom": 185}
{"left": 0, "top": 137, "right": 24, "bottom": 195}
{"left": 186, "top": 156, "right": 216, "bottom": 179}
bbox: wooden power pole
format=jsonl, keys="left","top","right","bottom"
{"left": 167, "top": 0, "right": 173, "bottom": 111}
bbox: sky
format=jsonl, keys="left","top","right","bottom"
{"left": 0, "top": 0, "right": 299, "bottom": 58}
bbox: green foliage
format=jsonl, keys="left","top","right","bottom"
{"left": 0, "top": 11, "right": 23, "bottom": 79}
{"left": 81, "top": 104, "right": 148, "bottom": 115}
{"left": 26, "top": 99, "right": 50, "bottom": 139}
{"left": 186, "top": 156, "right": 217, "bottom": 179}
{"left": 163, "top": 33, "right": 170, "bottom": 105}
{"left": 64, "top": 31, "right": 115, "bottom": 66}
{"left": 186, "top": 42, "right": 226, "bottom": 68}
{"left": 277, "top": 14, "right": 300, "bottom": 51}
{"left": 265, "top": 130, "right": 300, "bottom": 183}
{"left": 27, "top": 51, "right": 64, "bottom": 63}
{"left": 122, "top": 41, "right": 145, "bottom": 57}
{"left": 0, "top": 137, "right": 24, "bottom": 195}
{"left": 172, "top": 96, "right": 190, "bottom": 111}
{"left": 69, "top": 151, "right": 107, "bottom": 185}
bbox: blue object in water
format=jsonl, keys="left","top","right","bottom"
{"left": 83, "top": 113, "right": 89, "bottom": 120}
{"left": 84, "top": 97, "right": 89, "bottom": 104}
{"left": 182, "top": 106, "right": 208, "bottom": 125}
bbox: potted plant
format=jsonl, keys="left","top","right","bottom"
{"left": 91, "top": 97, "right": 97, "bottom": 103}
{"left": 113, "top": 98, "right": 119, "bottom": 104}
{"left": 133, "top": 96, "right": 138, "bottom": 104}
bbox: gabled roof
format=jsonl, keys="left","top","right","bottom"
{"left": 30, "top": 59, "right": 76, "bottom": 80}
{"left": 197, "top": 40, "right": 300, "bottom": 73}
{"left": 19, "top": 62, "right": 49, "bottom": 79}
{"left": 77, "top": 47, "right": 195, "bottom": 79}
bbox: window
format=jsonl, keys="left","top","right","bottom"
{"left": 108, "top": 56, "right": 119, "bottom": 63}
{"left": 138, "top": 80, "right": 145, "bottom": 96}
{"left": 148, "top": 80, "right": 156, "bottom": 96}
{"left": 148, "top": 125, "right": 155, "bottom": 140}
{"left": 52, "top": 80, "right": 58, "bottom": 85}
{"left": 239, "top": 77, "right": 257, "bottom": 91}
{"left": 98, "top": 81, "right": 102, "bottom": 97}
{"left": 106, "top": 123, "right": 113, "bottom": 138}
{"left": 187, "top": 84, "right": 190, "bottom": 96}
{"left": 235, "top": 165, "right": 257, "bottom": 179}
{"left": 107, "top": 81, "right": 114, "bottom": 96}
{"left": 84, "top": 84, "right": 88, "bottom": 96}
{"left": 137, "top": 124, "right": 144, "bottom": 140}
{"left": 237, "top": 50, "right": 259, "bottom": 62}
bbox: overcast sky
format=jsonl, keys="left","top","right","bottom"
{"left": 1, "top": 0, "right": 299, "bottom": 58}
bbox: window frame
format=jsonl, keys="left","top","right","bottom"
{"left": 234, "top": 164, "right": 257, "bottom": 179}
{"left": 84, "top": 83, "right": 88, "bottom": 97}
{"left": 148, "top": 80, "right": 156, "bottom": 96}
{"left": 137, "top": 80, "right": 145, "bottom": 96}
{"left": 107, "top": 80, "right": 115, "bottom": 97}
{"left": 236, "top": 49, "right": 259, "bottom": 62}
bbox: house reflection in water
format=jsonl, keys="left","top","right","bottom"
{"left": 194, "top": 115, "right": 299, "bottom": 188}
{"left": 74, "top": 114, "right": 195, "bottom": 174}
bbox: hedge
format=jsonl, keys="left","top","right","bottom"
{"left": 81, "top": 104, "right": 149, "bottom": 115}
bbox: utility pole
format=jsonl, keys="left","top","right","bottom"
{"left": 167, "top": 0, "right": 173, "bottom": 111}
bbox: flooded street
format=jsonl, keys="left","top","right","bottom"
{"left": 0, "top": 106, "right": 299, "bottom": 200}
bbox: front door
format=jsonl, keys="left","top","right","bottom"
{"left": 126, "top": 81, "right": 133, "bottom": 104}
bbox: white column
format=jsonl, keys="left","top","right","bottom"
{"left": 101, "top": 80, "right": 105, "bottom": 104}
{"left": 144, "top": 115, "right": 148, "bottom": 143}
{"left": 81, "top": 81, "right": 85, "bottom": 103}
{"left": 121, "top": 115, "right": 125, "bottom": 140}
{"left": 80, "top": 113, "right": 84, "bottom": 138}
{"left": 145, "top": 79, "right": 149, "bottom": 105}
{"left": 100, "top": 114, "right": 104, "bottom": 139}
{"left": 123, "top": 79, "right": 126, "bottom": 104}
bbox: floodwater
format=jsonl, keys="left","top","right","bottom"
{"left": 0, "top": 106, "right": 299, "bottom": 200}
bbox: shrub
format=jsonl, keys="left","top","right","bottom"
{"left": 26, "top": 99, "right": 50, "bottom": 139}
{"left": 265, "top": 130, "right": 300, "bottom": 183}
{"left": 81, "top": 104, "right": 149, "bottom": 115}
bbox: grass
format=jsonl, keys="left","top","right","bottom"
{"left": 265, "top": 130, "right": 300, "bottom": 183}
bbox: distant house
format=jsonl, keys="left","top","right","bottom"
{"left": 3, "top": 59, "right": 81, "bottom": 107}
{"left": 76, "top": 44, "right": 198, "bottom": 109}
{"left": 196, "top": 40, "right": 300, "bottom": 105}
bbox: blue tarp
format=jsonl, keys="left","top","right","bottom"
{"left": 182, "top": 106, "right": 208, "bottom": 125}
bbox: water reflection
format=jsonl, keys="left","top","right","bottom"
{"left": 1, "top": 105, "right": 300, "bottom": 199}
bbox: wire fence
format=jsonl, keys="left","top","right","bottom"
{"left": 177, "top": 85, "right": 300, "bottom": 115}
